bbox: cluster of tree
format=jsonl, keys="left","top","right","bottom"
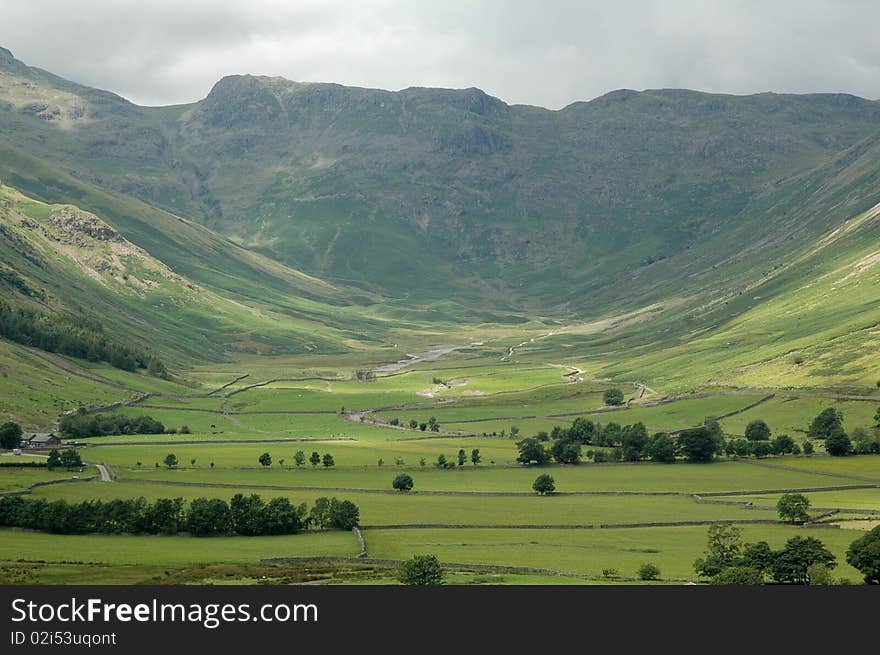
{"left": 0, "top": 300, "right": 164, "bottom": 374}
{"left": 694, "top": 524, "right": 840, "bottom": 585}
{"left": 0, "top": 493, "right": 359, "bottom": 536}
{"left": 515, "top": 418, "right": 718, "bottom": 465}
{"left": 395, "top": 416, "right": 439, "bottom": 432}
{"left": 59, "top": 412, "right": 166, "bottom": 439}
{"left": 0, "top": 422, "right": 23, "bottom": 449}
{"left": 257, "top": 451, "right": 334, "bottom": 468}
{"left": 736, "top": 408, "right": 880, "bottom": 457}
{"left": 433, "top": 449, "right": 480, "bottom": 468}
{"left": 46, "top": 449, "right": 83, "bottom": 470}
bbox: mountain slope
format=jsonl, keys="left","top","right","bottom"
{"left": 3, "top": 46, "right": 880, "bottom": 314}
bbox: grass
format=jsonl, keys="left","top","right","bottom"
{"left": 363, "top": 525, "right": 865, "bottom": 581}
{"left": 97, "top": 458, "right": 858, "bottom": 493}
{"left": 0, "top": 528, "right": 358, "bottom": 566}
{"left": 31, "top": 480, "right": 780, "bottom": 526}
{"left": 713, "top": 487, "right": 880, "bottom": 510}
{"left": 0, "top": 466, "right": 93, "bottom": 491}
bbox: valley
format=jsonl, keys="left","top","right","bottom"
{"left": 0, "top": 45, "right": 879, "bottom": 586}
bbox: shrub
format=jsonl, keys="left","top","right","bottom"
{"left": 398, "top": 554, "right": 444, "bottom": 586}
{"left": 711, "top": 566, "right": 764, "bottom": 585}
{"left": 638, "top": 563, "right": 660, "bottom": 581}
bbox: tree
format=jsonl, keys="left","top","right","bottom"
{"left": 551, "top": 439, "right": 581, "bottom": 464}
{"left": 740, "top": 541, "right": 775, "bottom": 573}
{"left": 398, "top": 554, "right": 444, "bottom": 586}
{"left": 435, "top": 454, "right": 447, "bottom": 468}
{"left": 428, "top": 416, "right": 439, "bottom": 432}
{"left": 875, "top": 406, "right": 880, "bottom": 427}
{"left": 230, "top": 493, "right": 266, "bottom": 536}
{"left": 516, "top": 437, "right": 550, "bottom": 465}
{"left": 744, "top": 419, "right": 771, "bottom": 441}
{"left": 408, "top": 419, "right": 419, "bottom": 430}
{"left": 532, "top": 474, "right": 555, "bottom": 495}
{"left": 190, "top": 458, "right": 197, "bottom": 467}
{"left": 392, "top": 473, "right": 414, "bottom": 492}
{"left": 0, "top": 422, "right": 22, "bottom": 449}
{"left": 322, "top": 453, "right": 335, "bottom": 468}
{"left": 59, "top": 449, "right": 83, "bottom": 471}
{"left": 771, "top": 434, "right": 796, "bottom": 455}
{"left": 677, "top": 427, "right": 716, "bottom": 463}
{"left": 163, "top": 453, "right": 178, "bottom": 469}
{"left": 293, "top": 450, "right": 306, "bottom": 467}
{"left": 825, "top": 429, "right": 852, "bottom": 456}
{"left": 328, "top": 498, "right": 360, "bottom": 530}
{"left": 645, "top": 432, "right": 676, "bottom": 463}
{"left": 751, "top": 441, "right": 773, "bottom": 458}
{"left": 620, "top": 422, "right": 648, "bottom": 461}
{"left": 309, "top": 497, "right": 332, "bottom": 529}
{"left": 471, "top": 448, "right": 481, "bottom": 466}
{"left": 809, "top": 408, "right": 844, "bottom": 440}
{"left": 509, "top": 425, "right": 520, "bottom": 437}
{"left": 46, "top": 449, "right": 62, "bottom": 470}
{"left": 770, "top": 536, "right": 836, "bottom": 584}
{"left": 802, "top": 440, "right": 815, "bottom": 455}
{"left": 258, "top": 452, "right": 272, "bottom": 467}
{"left": 846, "top": 525, "right": 880, "bottom": 584}
{"left": 694, "top": 525, "right": 743, "bottom": 578}
{"left": 603, "top": 388, "right": 625, "bottom": 406}
{"left": 419, "top": 423, "right": 427, "bottom": 432}
{"left": 569, "top": 417, "right": 596, "bottom": 444}
{"left": 457, "top": 449, "right": 467, "bottom": 466}
{"left": 777, "top": 493, "right": 811, "bottom": 523}
{"left": 186, "top": 497, "right": 231, "bottom": 536}
{"left": 711, "top": 566, "right": 764, "bottom": 586}
{"left": 309, "top": 451, "right": 321, "bottom": 467}
{"left": 278, "top": 458, "right": 284, "bottom": 468}
{"left": 638, "top": 563, "right": 660, "bottom": 581}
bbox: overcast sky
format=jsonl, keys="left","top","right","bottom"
{"left": 3, "top": 0, "right": 879, "bottom": 108}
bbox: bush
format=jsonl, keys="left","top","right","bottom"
{"left": 711, "top": 566, "right": 764, "bottom": 585}
{"left": 398, "top": 554, "right": 444, "bottom": 586}
{"left": 603, "top": 388, "right": 625, "bottom": 406}
{"left": 637, "top": 563, "right": 660, "bottom": 581}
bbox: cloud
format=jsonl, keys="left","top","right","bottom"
{"left": 3, "top": 0, "right": 879, "bottom": 108}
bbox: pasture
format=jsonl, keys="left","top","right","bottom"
{"left": 3, "top": 346, "right": 878, "bottom": 585}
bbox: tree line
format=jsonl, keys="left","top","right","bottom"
{"left": 59, "top": 413, "right": 175, "bottom": 439}
{"left": 513, "top": 406, "right": 880, "bottom": 465}
{"left": 0, "top": 300, "right": 166, "bottom": 375}
{"left": 0, "top": 493, "right": 359, "bottom": 537}
{"left": 695, "top": 523, "right": 880, "bottom": 585}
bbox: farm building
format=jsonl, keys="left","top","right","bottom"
{"left": 20, "top": 433, "right": 61, "bottom": 448}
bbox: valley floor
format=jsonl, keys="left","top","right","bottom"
{"left": 2, "top": 335, "right": 879, "bottom": 585}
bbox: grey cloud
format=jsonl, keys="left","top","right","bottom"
{"left": 2, "top": 0, "right": 879, "bottom": 108}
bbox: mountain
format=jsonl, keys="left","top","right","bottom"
{"left": 3, "top": 46, "right": 880, "bottom": 316}
{"left": 3, "top": 46, "right": 880, "bottom": 405}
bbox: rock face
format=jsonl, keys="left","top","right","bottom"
{"left": 49, "top": 208, "right": 122, "bottom": 244}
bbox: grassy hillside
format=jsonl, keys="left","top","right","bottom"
{"left": 3, "top": 46, "right": 880, "bottom": 315}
